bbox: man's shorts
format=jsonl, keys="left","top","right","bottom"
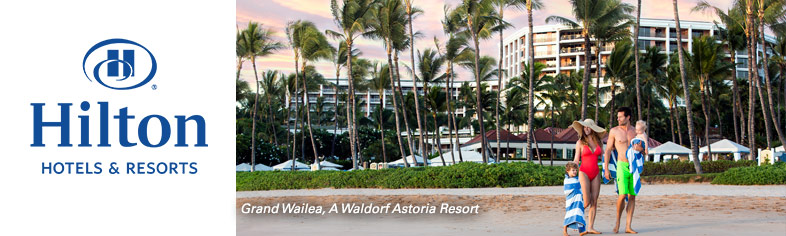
{"left": 616, "top": 161, "right": 636, "bottom": 196}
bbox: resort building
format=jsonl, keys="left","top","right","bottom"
{"left": 288, "top": 18, "right": 777, "bottom": 159}
{"left": 500, "top": 18, "right": 777, "bottom": 108}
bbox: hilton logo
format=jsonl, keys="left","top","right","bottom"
{"left": 82, "top": 38, "right": 157, "bottom": 90}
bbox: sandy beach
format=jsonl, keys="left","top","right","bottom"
{"left": 237, "top": 184, "right": 786, "bottom": 235}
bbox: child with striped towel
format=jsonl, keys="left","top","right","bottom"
{"left": 626, "top": 120, "right": 647, "bottom": 195}
{"left": 563, "top": 162, "right": 588, "bottom": 236}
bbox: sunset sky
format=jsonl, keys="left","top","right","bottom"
{"left": 236, "top": 0, "right": 734, "bottom": 86}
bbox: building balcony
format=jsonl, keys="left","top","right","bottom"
{"left": 561, "top": 47, "right": 585, "bottom": 53}
{"left": 560, "top": 34, "right": 583, "bottom": 40}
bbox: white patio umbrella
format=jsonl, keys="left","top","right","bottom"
{"left": 272, "top": 160, "right": 310, "bottom": 171}
{"left": 236, "top": 163, "right": 252, "bottom": 172}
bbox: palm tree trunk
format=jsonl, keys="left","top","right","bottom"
{"left": 700, "top": 82, "right": 712, "bottom": 160}
{"left": 635, "top": 0, "right": 643, "bottom": 120}
{"left": 549, "top": 106, "right": 557, "bottom": 166}
{"left": 301, "top": 64, "right": 320, "bottom": 169}
{"left": 669, "top": 101, "right": 676, "bottom": 143}
{"left": 268, "top": 96, "right": 278, "bottom": 145}
{"left": 526, "top": 4, "right": 535, "bottom": 162}
{"left": 471, "top": 33, "right": 489, "bottom": 164}
{"left": 581, "top": 29, "right": 591, "bottom": 120}
{"left": 292, "top": 56, "right": 301, "bottom": 171}
{"left": 395, "top": 51, "right": 417, "bottom": 165}
{"left": 608, "top": 84, "right": 616, "bottom": 129}
{"left": 408, "top": 11, "right": 427, "bottom": 164}
{"left": 550, "top": 105, "right": 555, "bottom": 166}
{"left": 533, "top": 128, "right": 542, "bottom": 165}
{"left": 730, "top": 47, "right": 741, "bottom": 144}
{"left": 757, "top": 73, "right": 773, "bottom": 149}
{"left": 446, "top": 65, "right": 456, "bottom": 165}
{"left": 676, "top": 102, "right": 684, "bottom": 146}
{"left": 746, "top": 0, "right": 758, "bottom": 159}
{"left": 449, "top": 64, "right": 464, "bottom": 162}
{"left": 496, "top": 11, "right": 504, "bottom": 164}
{"left": 433, "top": 113, "right": 446, "bottom": 166}
{"left": 330, "top": 70, "right": 340, "bottom": 158}
{"left": 759, "top": 16, "right": 786, "bottom": 148}
{"left": 674, "top": 0, "right": 702, "bottom": 173}
{"left": 250, "top": 57, "right": 259, "bottom": 172}
{"left": 595, "top": 42, "right": 602, "bottom": 122}
{"left": 507, "top": 112, "right": 512, "bottom": 162}
{"left": 379, "top": 103, "right": 387, "bottom": 163}
{"left": 346, "top": 41, "right": 358, "bottom": 170}
{"left": 386, "top": 46, "right": 409, "bottom": 167}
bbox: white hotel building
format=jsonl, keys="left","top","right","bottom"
{"left": 500, "top": 18, "right": 776, "bottom": 107}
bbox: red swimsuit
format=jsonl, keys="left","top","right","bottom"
{"left": 579, "top": 144, "right": 601, "bottom": 180}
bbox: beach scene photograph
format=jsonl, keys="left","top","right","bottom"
{"left": 235, "top": 0, "right": 786, "bottom": 235}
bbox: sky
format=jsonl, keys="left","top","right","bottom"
{"left": 236, "top": 0, "right": 734, "bottom": 86}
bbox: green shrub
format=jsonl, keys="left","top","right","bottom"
{"left": 642, "top": 160, "right": 756, "bottom": 176}
{"left": 236, "top": 162, "right": 566, "bottom": 191}
{"left": 711, "top": 162, "right": 786, "bottom": 185}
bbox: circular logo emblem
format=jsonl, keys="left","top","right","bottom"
{"left": 82, "top": 39, "right": 157, "bottom": 90}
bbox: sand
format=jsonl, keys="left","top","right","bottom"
{"left": 237, "top": 184, "right": 786, "bottom": 235}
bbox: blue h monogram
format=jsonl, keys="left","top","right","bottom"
{"left": 107, "top": 50, "right": 135, "bottom": 77}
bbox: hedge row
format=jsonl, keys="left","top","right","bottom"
{"left": 641, "top": 173, "right": 720, "bottom": 183}
{"left": 236, "top": 162, "right": 565, "bottom": 191}
{"left": 642, "top": 160, "right": 756, "bottom": 176}
{"left": 711, "top": 162, "right": 786, "bottom": 185}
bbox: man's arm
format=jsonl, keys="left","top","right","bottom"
{"left": 604, "top": 129, "right": 615, "bottom": 180}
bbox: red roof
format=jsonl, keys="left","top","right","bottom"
{"left": 463, "top": 129, "right": 525, "bottom": 146}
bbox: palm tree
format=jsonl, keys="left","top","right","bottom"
{"left": 329, "top": 43, "right": 358, "bottom": 158}
{"left": 236, "top": 27, "right": 247, "bottom": 81}
{"left": 693, "top": 1, "right": 748, "bottom": 144}
{"left": 755, "top": 0, "right": 786, "bottom": 148}
{"left": 546, "top": 0, "right": 634, "bottom": 120}
{"left": 673, "top": 0, "right": 702, "bottom": 173}
{"left": 417, "top": 48, "right": 447, "bottom": 163}
{"left": 491, "top": 0, "right": 530, "bottom": 162}
{"left": 327, "top": 0, "right": 376, "bottom": 170}
{"left": 451, "top": 0, "right": 505, "bottom": 163}
{"left": 287, "top": 20, "right": 336, "bottom": 169}
{"left": 260, "top": 70, "right": 284, "bottom": 145}
{"left": 239, "top": 22, "right": 284, "bottom": 172}
{"left": 436, "top": 9, "right": 473, "bottom": 163}
{"left": 686, "top": 36, "right": 734, "bottom": 160}
{"left": 663, "top": 53, "right": 685, "bottom": 145}
{"left": 603, "top": 40, "right": 635, "bottom": 129}
{"left": 634, "top": 0, "right": 642, "bottom": 120}
{"left": 503, "top": 84, "right": 527, "bottom": 160}
{"left": 589, "top": 9, "right": 632, "bottom": 121}
{"left": 459, "top": 54, "right": 500, "bottom": 158}
{"left": 425, "top": 86, "right": 449, "bottom": 166}
{"left": 773, "top": 36, "right": 786, "bottom": 127}
{"left": 403, "top": 0, "right": 428, "bottom": 162}
{"left": 510, "top": 62, "right": 549, "bottom": 162}
{"left": 367, "top": 62, "right": 392, "bottom": 163}
{"left": 368, "top": 0, "right": 413, "bottom": 167}
{"left": 640, "top": 45, "right": 668, "bottom": 124}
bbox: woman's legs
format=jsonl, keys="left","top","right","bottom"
{"left": 578, "top": 171, "right": 591, "bottom": 208}
{"left": 586, "top": 175, "right": 602, "bottom": 233}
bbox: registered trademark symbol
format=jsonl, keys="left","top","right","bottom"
{"left": 152, "top": 84, "right": 157, "bottom": 90}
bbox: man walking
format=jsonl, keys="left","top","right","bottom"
{"left": 604, "top": 107, "right": 642, "bottom": 234}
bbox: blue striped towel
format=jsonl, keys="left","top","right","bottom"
{"left": 602, "top": 150, "right": 618, "bottom": 185}
{"left": 564, "top": 175, "right": 586, "bottom": 233}
{"left": 627, "top": 138, "right": 646, "bottom": 195}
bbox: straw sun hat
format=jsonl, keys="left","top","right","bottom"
{"left": 572, "top": 119, "right": 606, "bottom": 135}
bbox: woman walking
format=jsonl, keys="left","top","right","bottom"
{"left": 571, "top": 119, "right": 605, "bottom": 234}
